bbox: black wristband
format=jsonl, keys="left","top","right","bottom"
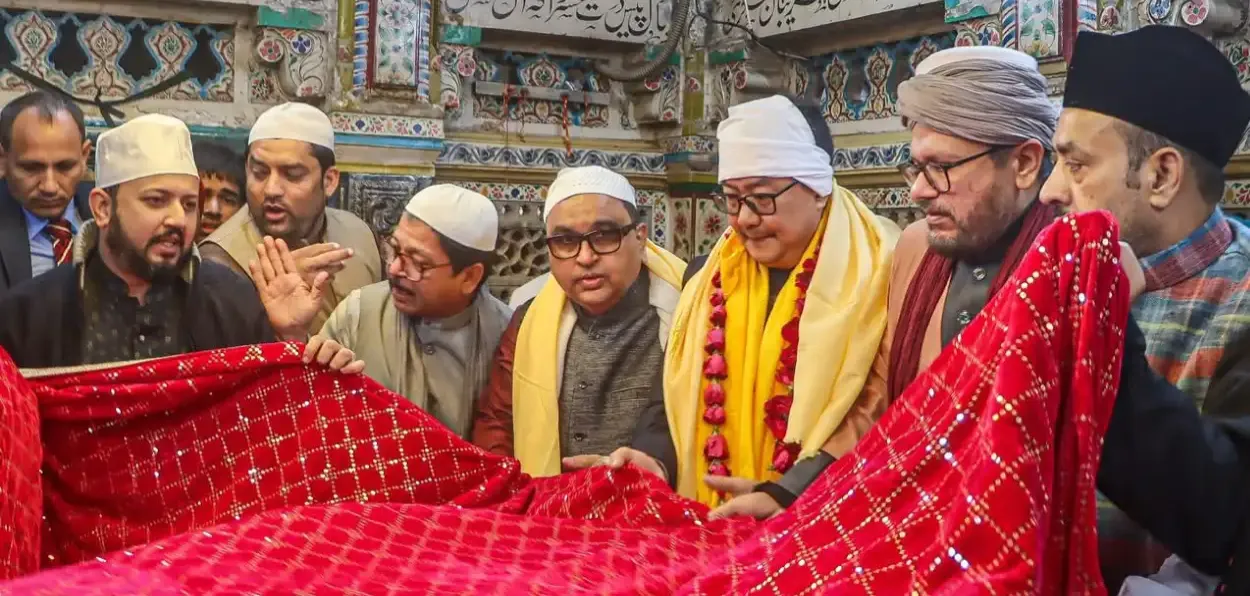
{"left": 753, "top": 481, "right": 799, "bottom": 508}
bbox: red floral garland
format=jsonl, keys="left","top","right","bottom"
{"left": 701, "top": 247, "right": 820, "bottom": 479}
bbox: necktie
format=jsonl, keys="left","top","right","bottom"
{"left": 46, "top": 219, "right": 74, "bottom": 266}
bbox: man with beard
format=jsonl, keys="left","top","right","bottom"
{"left": 0, "top": 91, "right": 93, "bottom": 295}
{"left": 1040, "top": 26, "right": 1250, "bottom": 593}
{"left": 0, "top": 114, "right": 363, "bottom": 373}
{"left": 192, "top": 140, "right": 244, "bottom": 243}
{"left": 254, "top": 184, "right": 511, "bottom": 437}
{"left": 200, "top": 102, "right": 383, "bottom": 334}
{"left": 701, "top": 46, "right": 1060, "bottom": 518}
{"left": 472, "top": 166, "right": 686, "bottom": 475}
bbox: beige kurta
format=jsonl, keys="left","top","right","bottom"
{"left": 200, "top": 207, "right": 383, "bottom": 333}
{"left": 320, "top": 281, "right": 513, "bottom": 438}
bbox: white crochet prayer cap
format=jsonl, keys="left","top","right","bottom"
{"left": 404, "top": 184, "right": 499, "bottom": 252}
{"left": 543, "top": 165, "right": 637, "bottom": 220}
{"left": 95, "top": 114, "right": 198, "bottom": 189}
{"left": 248, "top": 102, "right": 335, "bottom": 150}
{"left": 717, "top": 95, "right": 834, "bottom": 196}
{"left": 915, "top": 45, "right": 1038, "bottom": 75}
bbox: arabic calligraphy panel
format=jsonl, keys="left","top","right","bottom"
{"left": 750, "top": 0, "right": 944, "bottom": 37}
{"left": 443, "top": 0, "right": 670, "bottom": 43}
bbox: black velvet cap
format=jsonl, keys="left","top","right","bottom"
{"left": 1064, "top": 25, "right": 1250, "bottom": 167}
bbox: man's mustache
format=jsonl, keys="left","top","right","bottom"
{"left": 148, "top": 230, "right": 185, "bottom": 247}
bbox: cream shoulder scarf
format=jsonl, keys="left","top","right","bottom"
{"left": 664, "top": 185, "right": 900, "bottom": 502}
{"left": 512, "top": 241, "right": 686, "bottom": 476}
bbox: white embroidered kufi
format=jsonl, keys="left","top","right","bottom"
{"left": 249, "top": 102, "right": 335, "bottom": 150}
{"left": 95, "top": 114, "right": 199, "bottom": 189}
{"left": 717, "top": 95, "right": 834, "bottom": 197}
{"left": 404, "top": 184, "right": 499, "bottom": 252}
{"left": 543, "top": 165, "right": 637, "bottom": 220}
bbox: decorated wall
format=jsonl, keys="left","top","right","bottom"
{"left": 4, "top": 0, "right": 1248, "bottom": 297}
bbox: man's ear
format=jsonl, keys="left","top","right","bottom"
{"left": 89, "top": 187, "right": 113, "bottom": 226}
{"left": 322, "top": 166, "right": 341, "bottom": 202}
{"left": 1145, "top": 147, "right": 1184, "bottom": 211}
{"left": 1013, "top": 139, "right": 1047, "bottom": 190}
{"left": 459, "top": 262, "right": 486, "bottom": 295}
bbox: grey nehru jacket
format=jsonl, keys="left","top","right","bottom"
{"left": 558, "top": 271, "right": 665, "bottom": 458}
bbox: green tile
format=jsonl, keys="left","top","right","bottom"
{"left": 257, "top": 6, "right": 325, "bottom": 30}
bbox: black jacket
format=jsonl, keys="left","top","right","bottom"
{"left": 0, "top": 180, "right": 93, "bottom": 296}
{"left": 630, "top": 256, "right": 707, "bottom": 485}
{"left": 0, "top": 258, "right": 276, "bottom": 369}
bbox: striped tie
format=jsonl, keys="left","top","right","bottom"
{"left": 46, "top": 219, "right": 73, "bottom": 266}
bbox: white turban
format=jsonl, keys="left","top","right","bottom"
{"left": 543, "top": 165, "right": 637, "bottom": 220}
{"left": 405, "top": 184, "right": 498, "bottom": 252}
{"left": 716, "top": 95, "right": 834, "bottom": 197}
{"left": 95, "top": 114, "right": 198, "bottom": 189}
{"left": 249, "top": 102, "right": 335, "bottom": 150}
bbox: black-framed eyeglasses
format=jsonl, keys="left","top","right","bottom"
{"left": 898, "top": 146, "right": 1010, "bottom": 193}
{"left": 711, "top": 180, "right": 800, "bottom": 216}
{"left": 386, "top": 236, "right": 452, "bottom": 281}
{"left": 546, "top": 222, "right": 640, "bottom": 260}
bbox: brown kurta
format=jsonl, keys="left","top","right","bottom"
{"left": 834, "top": 219, "right": 1007, "bottom": 455}
{"left": 199, "top": 207, "right": 384, "bottom": 334}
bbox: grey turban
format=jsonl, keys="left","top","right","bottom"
{"left": 897, "top": 49, "right": 1058, "bottom": 151}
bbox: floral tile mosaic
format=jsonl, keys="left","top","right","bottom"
{"left": 0, "top": 9, "right": 233, "bottom": 102}
{"left": 330, "top": 112, "right": 443, "bottom": 138}
{"left": 438, "top": 142, "right": 666, "bottom": 174}
{"left": 371, "top": 0, "right": 433, "bottom": 98}
{"left": 695, "top": 198, "right": 728, "bottom": 255}
{"left": 816, "top": 32, "right": 957, "bottom": 123}
{"left": 670, "top": 198, "right": 694, "bottom": 260}
{"left": 1018, "top": 0, "right": 1061, "bottom": 58}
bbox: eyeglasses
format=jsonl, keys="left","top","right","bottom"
{"left": 898, "top": 146, "right": 1010, "bottom": 193}
{"left": 386, "top": 237, "right": 452, "bottom": 281}
{"left": 711, "top": 180, "right": 800, "bottom": 215}
{"left": 546, "top": 222, "right": 639, "bottom": 260}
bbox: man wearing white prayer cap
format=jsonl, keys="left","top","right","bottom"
{"left": 0, "top": 114, "right": 363, "bottom": 374}
{"left": 471, "top": 165, "right": 686, "bottom": 476}
{"left": 256, "top": 183, "right": 511, "bottom": 437}
{"left": 564, "top": 96, "right": 899, "bottom": 512}
{"left": 200, "top": 102, "right": 383, "bottom": 336}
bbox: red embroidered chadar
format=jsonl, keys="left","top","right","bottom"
{"left": 0, "top": 212, "right": 1128, "bottom": 594}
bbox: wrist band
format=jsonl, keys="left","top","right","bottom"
{"left": 753, "top": 481, "right": 798, "bottom": 508}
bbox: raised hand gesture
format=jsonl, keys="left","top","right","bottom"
{"left": 290, "top": 242, "right": 354, "bottom": 287}
{"left": 249, "top": 236, "right": 329, "bottom": 340}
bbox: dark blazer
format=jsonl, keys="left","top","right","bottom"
{"left": 0, "top": 257, "right": 276, "bottom": 369}
{"left": 0, "top": 180, "right": 93, "bottom": 295}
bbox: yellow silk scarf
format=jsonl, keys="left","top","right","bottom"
{"left": 664, "top": 185, "right": 899, "bottom": 505}
{"left": 513, "top": 240, "right": 687, "bottom": 477}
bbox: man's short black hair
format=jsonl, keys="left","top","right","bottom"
{"left": 193, "top": 141, "right": 245, "bottom": 189}
{"left": 1115, "top": 121, "right": 1225, "bottom": 205}
{"left": 311, "top": 144, "right": 335, "bottom": 173}
{"left": 433, "top": 228, "right": 495, "bottom": 293}
{"left": 0, "top": 91, "right": 86, "bottom": 152}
